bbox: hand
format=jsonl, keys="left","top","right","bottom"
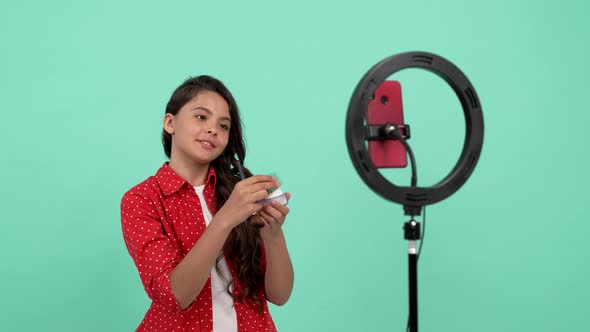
{"left": 214, "top": 175, "right": 279, "bottom": 229}
{"left": 254, "top": 193, "right": 291, "bottom": 242}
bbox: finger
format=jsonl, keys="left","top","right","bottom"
{"left": 251, "top": 188, "right": 275, "bottom": 202}
{"left": 247, "top": 202, "right": 264, "bottom": 216}
{"left": 263, "top": 204, "right": 284, "bottom": 221}
{"left": 254, "top": 201, "right": 264, "bottom": 212}
{"left": 269, "top": 200, "right": 290, "bottom": 216}
{"left": 256, "top": 211, "right": 274, "bottom": 229}
{"left": 246, "top": 181, "right": 280, "bottom": 195}
{"left": 240, "top": 175, "right": 276, "bottom": 186}
{"left": 259, "top": 210, "right": 277, "bottom": 224}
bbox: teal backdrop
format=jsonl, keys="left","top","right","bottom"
{"left": 1, "top": 0, "right": 589, "bottom": 331}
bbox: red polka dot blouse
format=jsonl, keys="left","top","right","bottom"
{"left": 121, "top": 163, "right": 277, "bottom": 332}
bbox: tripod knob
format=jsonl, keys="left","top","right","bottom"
{"left": 404, "top": 219, "right": 421, "bottom": 241}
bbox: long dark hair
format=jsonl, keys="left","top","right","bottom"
{"left": 162, "top": 75, "right": 264, "bottom": 307}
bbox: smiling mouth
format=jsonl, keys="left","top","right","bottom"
{"left": 197, "top": 140, "right": 216, "bottom": 148}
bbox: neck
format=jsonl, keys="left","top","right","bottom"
{"left": 168, "top": 154, "right": 210, "bottom": 187}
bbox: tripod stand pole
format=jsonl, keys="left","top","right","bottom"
{"left": 404, "top": 219, "right": 421, "bottom": 332}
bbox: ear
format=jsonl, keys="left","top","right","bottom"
{"left": 163, "top": 113, "right": 175, "bottom": 135}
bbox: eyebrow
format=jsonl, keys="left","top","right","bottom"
{"left": 193, "top": 106, "right": 231, "bottom": 122}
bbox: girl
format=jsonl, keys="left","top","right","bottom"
{"left": 121, "top": 75, "right": 294, "bottom": 332}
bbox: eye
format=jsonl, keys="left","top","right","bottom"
{"left": 220, "top": 123, "right": 230, "bottom": 130}
{"left": 196, "top": 114, "right": 206, "bottom": 120}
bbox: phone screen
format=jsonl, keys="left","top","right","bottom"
{"left": 367, "top": 80, "right": 408, "bottom": 168}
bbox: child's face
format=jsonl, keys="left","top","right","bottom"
{"left": 164, "top": 90, "right": 231, "bottom": 165}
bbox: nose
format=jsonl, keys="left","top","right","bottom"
{"left": 207, "top": 128, "right": 217, "bottom": 135}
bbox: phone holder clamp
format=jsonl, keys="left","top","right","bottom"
{"left": 366, "top": 123, "right": 411, "bottom": 141}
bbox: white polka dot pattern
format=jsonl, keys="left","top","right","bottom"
{"left": 121, "top": 163, "right": 278, "bottom": 332}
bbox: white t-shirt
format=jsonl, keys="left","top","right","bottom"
{"left": 194, "top": 185, "right": 238, "bottom": 332}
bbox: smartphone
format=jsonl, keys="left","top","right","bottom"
{"left": 367, "top": 80, "right": 407, "bottom": 168}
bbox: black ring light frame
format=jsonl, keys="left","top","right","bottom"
{"left": 346, "top": 51, "right": 484, "bottom": 216}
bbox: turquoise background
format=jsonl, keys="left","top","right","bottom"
{"left": 1, "top": 0, "right": 589, "bottom": 331}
